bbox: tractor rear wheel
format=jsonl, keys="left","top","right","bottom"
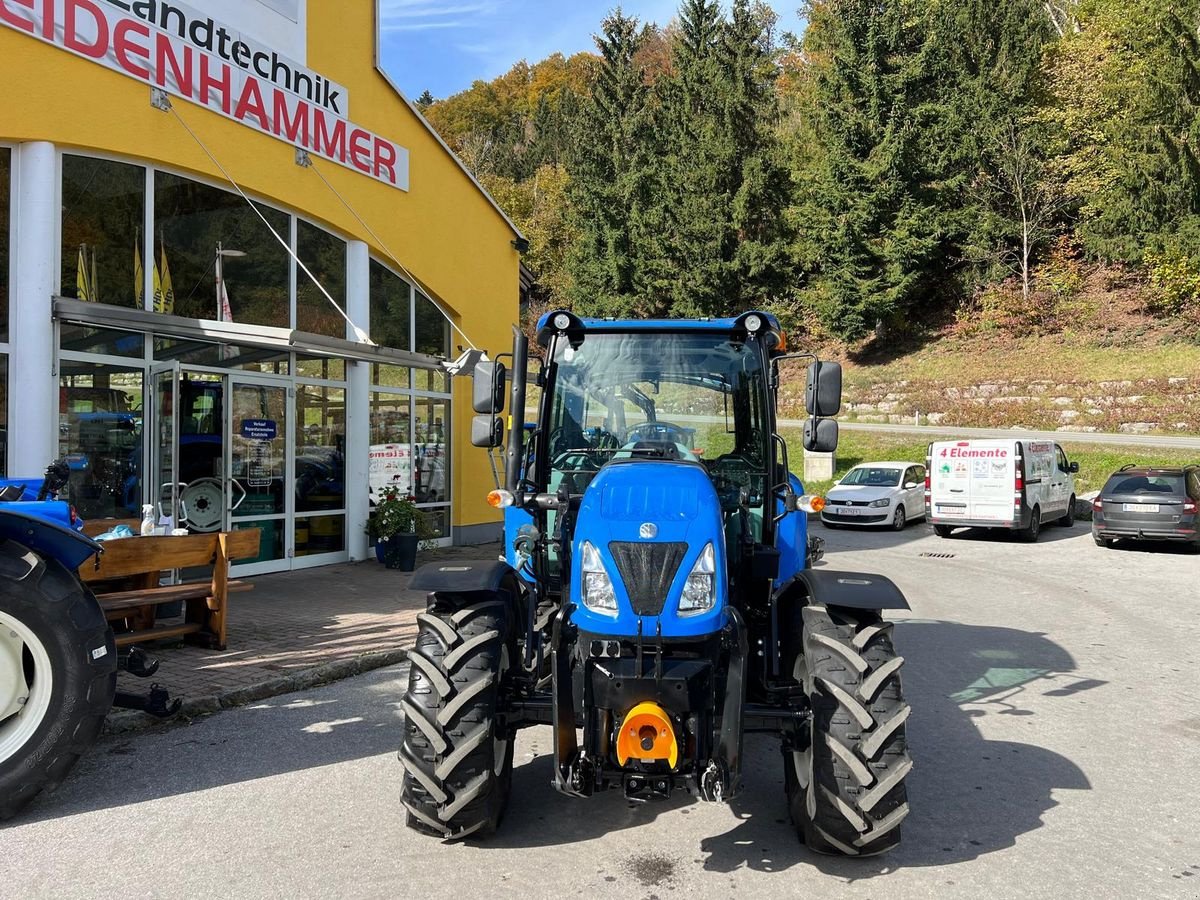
{"left": 399, "top": 596, "right": 514, "bottom": 840}
{"left": 0, "top": 541, "right": 116, "bottom": 820}
{"left": 784, "top": 604, "right": 911, "bottom": 856}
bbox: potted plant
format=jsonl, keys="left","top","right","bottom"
{"left": 367, "top": 488, "right": 434, "bottom": 571}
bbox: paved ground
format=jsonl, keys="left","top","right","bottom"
{"left": 109, "top": 544, "right": 501, "bottom": 721}
{"left": 5, "top": 524, "right": 1200, "bottom": 899}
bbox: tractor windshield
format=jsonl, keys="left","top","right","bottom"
{"left": 545, "top": 331, "right": 771, "bottom": 532}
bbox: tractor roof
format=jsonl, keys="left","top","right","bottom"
{"left": 535, "top": 310, "right": 786, "bottom": 350}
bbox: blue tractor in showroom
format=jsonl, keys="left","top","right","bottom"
{"left": 399, "top": 311, "right": 912, "bottom": 855}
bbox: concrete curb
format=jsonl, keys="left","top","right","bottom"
{"left": 103, "top": 648, "right": 409, "bottom": 736}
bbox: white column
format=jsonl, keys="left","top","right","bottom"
{"left": 9, "top": 142, "right": 58, "bottom": 477}
{"left": 345, "top": 240, "right": 371, "bottom": 561}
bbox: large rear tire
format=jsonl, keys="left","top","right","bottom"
{"left": 784, "top": 604, "right": 911, "bottom": 856}
{"left": 399, "top": 596, "right": 514, "bottom": 840}
{"left": 0, "top": 541, "right": 116, "bottom": 820}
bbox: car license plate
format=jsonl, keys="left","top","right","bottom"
{"left": 1123, "top": 503, "right": 1159, "bottom": 513}
{"left": 841, "top": 508, "right": 859, "bottom": 516}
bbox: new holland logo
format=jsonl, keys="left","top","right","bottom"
{"left": 639, "top": 523, "right": 658, "bottom": 540}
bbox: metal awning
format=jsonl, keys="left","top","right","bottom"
{"left": 53, "top": 298, "right": 444, "bottom": 369}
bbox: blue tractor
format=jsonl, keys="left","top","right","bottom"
{"left": 399, "top": 311, "right": 912, "bottom": 855}
{"left": 0, "top": 462, "right": 117, "bottom": 819}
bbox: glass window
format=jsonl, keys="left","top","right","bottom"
{"left": 296, "top": 220, "right": 346, "bottom": 337}
{"left": 295, "top": 384, "right": 345, "bottom": 514}
{"left": 57, "top": 361, "right": 143, "bottom": 519}
{"left": 414, "top": 292, "right": 450, "bottom": 392}
{"left": 413, "top": 396, "right": 449, "bottom": 504}
{"left": 153, "top": 337, "right": 287, "bottom": 372}
{"left": 372, "top": 364, "right": 410, "bottom": 390}
{"left": 295, "top": 355, "right": 345, "bottom": 382}
{"left": 0, "top": 355, "right": 7, "bottom": 476}
{"left": 61, "top": 324, "right": 145, "bottom": 358}
{"left": 155, "top": 172, "right": 290, "bottom": 327}
{"left": 61, "top": 156, "right": 145, "bottom": 308}
{"left": 0, "top": 148, "right": 9, "bottom": 341}
{"left": 369, "top": 393, "right": 412, "bottom": 502}
{"left": 370, "top": 260, "right": 411, "bottom": 350}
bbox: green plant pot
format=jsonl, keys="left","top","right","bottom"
{"left": 382, "top": 532, "right": 419, "bottom": 571}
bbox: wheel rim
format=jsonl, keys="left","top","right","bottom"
{"left": 0, "top": 610, "right": 54, "bottom": 766}
{"left": 894, "top": 508, "right": 905, "bottom": 529}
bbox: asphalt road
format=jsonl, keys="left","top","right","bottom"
{"left": 4, "top": 523, "right": 1200, "bottom": 899}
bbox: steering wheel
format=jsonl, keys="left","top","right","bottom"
{"left": 627, "top": 421, "right": 690, "bottom": 446}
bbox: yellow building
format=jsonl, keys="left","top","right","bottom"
{"left": 0, "top": 0, "right": 520, "bottom": 571}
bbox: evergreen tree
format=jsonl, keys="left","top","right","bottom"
{"left": 791, "top": 0, "right": 950, "bottom": 340}
{"left": 565, "top": 12, "right": 661, "bottom": 315}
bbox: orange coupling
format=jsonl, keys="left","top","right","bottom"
{"left": 615, "top": 702, "right": 679, "bottom": 769}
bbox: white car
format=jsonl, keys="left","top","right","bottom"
{"left": 821, "top": 461, "right": 927, "bottom": 531}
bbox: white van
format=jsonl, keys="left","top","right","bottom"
{"left": 925, "top": 439, "right": 1079, "bottom": 542}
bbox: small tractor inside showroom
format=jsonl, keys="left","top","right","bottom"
{"left": 399, "top": 311, "right": 913, "bottom": 854}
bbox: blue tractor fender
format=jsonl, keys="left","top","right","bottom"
{"left": 0, "top": 508, "right": 101, "bottom": 573}
{"left": 776, "top": 567, "right": 910, "bottom": 613}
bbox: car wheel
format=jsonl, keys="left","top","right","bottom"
{"left": 1093, "top": 534, "right": 1108, "bottom": 548}
{"left": 1020, "top": 507, "right": 1041, "bottom": 543}
{"left": 1058, "top": 496, "right": 1076, "bottom": 528}
{"left": 933, "top": 525, "right": 954, "bottom": 539}
{"left": 891, "top": 507, "right": 906, "bottom": 531}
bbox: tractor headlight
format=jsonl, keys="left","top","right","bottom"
{"left": 580, "top": 541, "right": 618, "bottom": 616}
{"left": 679, "top": 543, "right": 716, "bottom": 616}
{"left": 868, "top": 498, "right": 892, "bottom": 508}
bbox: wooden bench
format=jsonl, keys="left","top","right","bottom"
{"left": 78, "top": 527, "right": 261, "bottom": 651}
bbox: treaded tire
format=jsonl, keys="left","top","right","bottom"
{"left": 1020, "top": 507, "right": 1042, "bottom": 543}
{"left": 933, "top": 525, "right": 953, "bottom": 539}
{"left": 784, "top": 604, "right": 911, "bottom": 856}
{"left": 891, "top": 507, "right": 906, "bottom": 531}
{"left": 0, "top": 540, "right": 116, "bottom": 820}
{"left": 1058, "top": 496, "right": 1076, "bottom": 528}
{"left": 399, "top": 595, "right": 514, "bottom": 840}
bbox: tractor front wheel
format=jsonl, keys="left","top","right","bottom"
{"left": 0, "top": 541, "right": 116, "bottom": 820}
{"left": 399, "top": 596, "right": 514, "bottom": 840}
{"left": 784, "top": 604, "right": 911, "bottom": 856}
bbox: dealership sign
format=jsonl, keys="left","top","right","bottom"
{"left": 0, "top": 0, "right": 410, "bottom": 191}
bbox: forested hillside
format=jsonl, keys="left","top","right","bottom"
{"left": 420, "top": 0, "right": 1200, "bottom": 351}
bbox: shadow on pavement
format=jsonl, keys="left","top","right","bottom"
{"left": 12, "top": 621, "right": 1093, "bottom": 880}
{"left": 491, "top": 620, "right": 1093, "bottom": 879}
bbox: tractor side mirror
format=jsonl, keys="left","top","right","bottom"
{"left": 805, "top": 361, "right": 842, "bottom": 418}
{"left": 472, "top": 415, "right": 504, "bottom": 449}
{"left": 472, "top": 361, "right": 507, "bottom": 415}
{"left": 803, "top": 418, "right": 839, "bottom": 454}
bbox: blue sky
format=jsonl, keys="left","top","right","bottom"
{"left": 378, "top": 1, "right": 806, "bottom": 101}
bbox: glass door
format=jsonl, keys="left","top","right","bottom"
{"left": 226, "top": 375, "right": 292, "bottom": 574}
{"left": 149, "top": 361, "right": 180, "bottom": 529}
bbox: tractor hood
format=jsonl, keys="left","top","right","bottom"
{"left": 570, "top": 460, "right": 727, "bottom": 638}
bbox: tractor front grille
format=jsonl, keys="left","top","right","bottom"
{"left": 608, "top": 541, "right": 688, "bottom": 616}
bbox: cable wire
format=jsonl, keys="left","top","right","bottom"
{"left": 305, "top": 159, "right": 480, "bottom": 351}
{"left": 165, "top": 101, "right": 373, "bottom": 344}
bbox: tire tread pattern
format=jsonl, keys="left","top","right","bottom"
{"left": 787, "top": 604, "right": 911, "bottom": 856}
{"left": 398, "top": 598, "right": 511, "bottom": 840}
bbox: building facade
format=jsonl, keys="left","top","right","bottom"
{"left": 0, "top": 0, "right": 520, "bottom": 573}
